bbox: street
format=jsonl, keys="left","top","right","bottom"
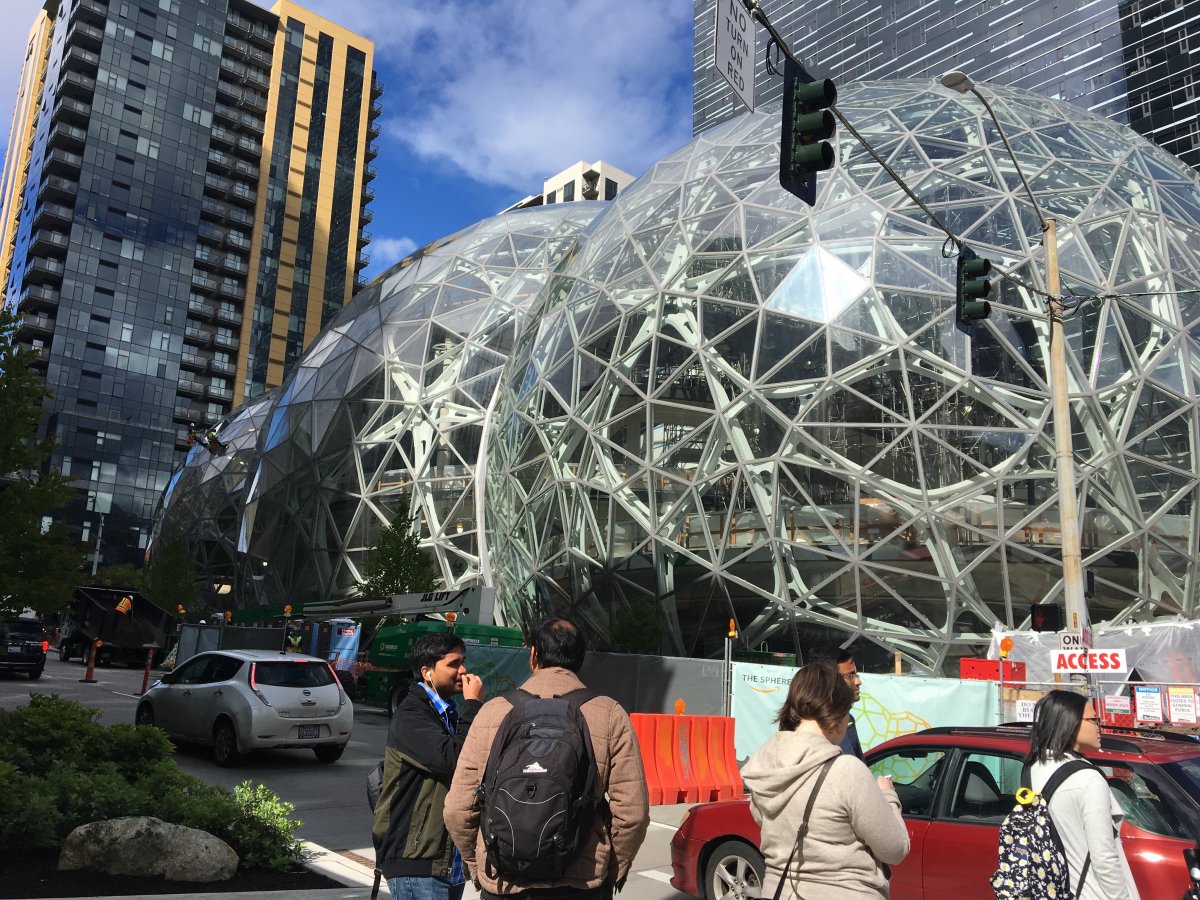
{"left": 0, "top": 656, "right": 692, "bottom": 900}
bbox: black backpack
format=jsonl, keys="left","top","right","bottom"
{"left": 478, "top": 688, "right": 598, "bottom": 881}
{"left": 991, "top": 759, "right": 1094, "bottom": 900}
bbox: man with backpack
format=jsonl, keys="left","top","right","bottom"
{"left": 444, "top": 616, "right": 649, "bottom": 900}
{"left": 373, "top": 632, "right": 485, "bottom": 900}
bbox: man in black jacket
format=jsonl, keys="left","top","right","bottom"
{"left": 836, "top": 649, "right": 865, "bottom": 759}
{"left": 373, "top": 632, "right": 485, "bottom": 900}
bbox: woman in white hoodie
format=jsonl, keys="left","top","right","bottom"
{"left": 741, "top": 661, "right": 909, "bottom": 900}
{"left": 1026, "top": 690, "right": 1140, "bottom": 900}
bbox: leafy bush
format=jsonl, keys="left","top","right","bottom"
{"left": 0, "top": 694, "right": 304, "bottom": 871}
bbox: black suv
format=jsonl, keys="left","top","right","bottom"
{"left": 0, "top": 620, "right": 49, "bottom": 679}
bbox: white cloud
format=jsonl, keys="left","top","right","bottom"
{"left": 366, "top": 235, "right": 418, "bottom": 275}
{"left": 297, "top": 0, "right": 694, "bottom": 192}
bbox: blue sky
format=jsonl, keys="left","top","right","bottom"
{"left": 1, "top": 0, "right": 696, "bottom": 281}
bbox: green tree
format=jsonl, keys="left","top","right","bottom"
{"left": 358, "top": 505, "right": 440, "bottom": 597}
{"left": 0, "top": 308, "right": 79, "bottom": 618}
{"left": 86, "top": 563, "right": 144, "bottom": 592}
{"left": 142, "top": 535, "right": 199, "bottom": 610}
{"left": 610, "top": 597, "right": 664, "bottom": 655}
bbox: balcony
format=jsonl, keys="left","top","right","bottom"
{"left": 359, "top": 206, "right": 374, "bottom": 226}
{"left": 17, "top": 312, "right": 54, "bottom": 336}
{"left": 62, "top": 45, "right": 100, "bottom": 74}
{"left": 221, "top": 255, "right": 247, "bottom": 276}
{"left": 184, "top": 324, "right": 213, "bottom": 345}
{"left": 39, "top": 175, "right": 79, "bottom": 201}
{"left": 45, "top": 148, "right": 83, "bottom": 176}
{"left": 207, "top": 148, "right": 236, "bottom": 172}
{"left": 187, "top": 295, "right": 215, "bottom": 319}
{"left": 23, "top": 344, "right": 51, "bottom": 367}
{"left": 197, "top": 220, "right": 227, "bottom": 242}
{"left": 177, "top": 377, "right": 205, "bottom": 398}
{"left": 76, "top": 0, "right": 108, "bottom": 26}
{"left": 66, "top": 20, "right": 103, "bottom": 49}
{"left": 201, "top": 196, "right": 231, "bottom": 221}
{"left": 180, "top": 351, "right": 207, "bottom": 371}
{"left": 53, "top": 96, "right": 91, "bottom": 123}
{"left": 226, "top": 11, "right": 274, "bottom": 48}
{"left": 209, "top": 356, "right": 236, "bottom": 375}
{"left": 60, "top": 70, "right": 96, "bottom": 99}
{"left": 48, "top": 122, "right": 88, "bottom": 150}
{"left": 26, "top": 256, "right": 65, "bottom": 283}
{"left": 357, "top": 228, "right": 371, "bottom": 248}
{"left": 369, "top": 101, "right": 383, "bottom": 120}
{"left": 365, "top": 141, "right": 379, "bottom": 162}
{"left": 172, "top": 401, "right": 207, "bottom": 423}
{"left": 215, "top": 304, "right": 243, "bottom": 325}
{"left": 363, "top": 164, "right": 377, "bottom": 183}
{"left": 20, "top": 284, "right": 60, "bottom": 311}
{"left": 194, "top": 246, "right": 222, "bottom": 271}
{"left": 31, "top": 229, "right": 69, "bottom": 253}
{"left": 213, "top": 332, "right": 238, "bottom": 350}
{"left": 355, "top": 252, "right": 370, "bottom": 270}
{"left": 233, "top": 159, "right": 258, "bottom": 180}
{"left": 191, "top": 271, "right": 218, "bottom": 294}
{"left": 361, "top": 186, "right": 375, "bottom": 204}
{"left": 206, "top": 384, "right": 233, "bottom": 402}
{"left": 371, "top": 78, "right": 384, "bottom": 99}
{"left": 229, "top": 182, "right": 256, "bottom": 207}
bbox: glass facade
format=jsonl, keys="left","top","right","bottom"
{"left": 694, "top": 0, "right": 1200, "bottom": 170}
{"left": 156, "top": 81, "right": 1200, "bottom": 671}
{"left": 0, "top": 0, "right": 377, "bottom": 568}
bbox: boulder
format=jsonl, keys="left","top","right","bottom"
{"left": 58, "top": 816, "right": 239, "bottom": 882}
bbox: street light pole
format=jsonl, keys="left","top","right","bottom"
{"left": 939, "top": 72, "right": 1087, "bottom": 635}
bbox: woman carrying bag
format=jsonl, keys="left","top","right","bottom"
{"left": 1026, "top": 690, "right": 1140, "bottom": 900}
{"left": 742, "top": 661, "right": 909, "bottom": 900}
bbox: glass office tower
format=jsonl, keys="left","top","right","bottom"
{"left": 694, "top": 0, "right": 1200, "bottom": 169}
{"left": 0, "top": 0, "right": 379, "bottom": 568}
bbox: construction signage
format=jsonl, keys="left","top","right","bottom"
{"left": 1051, "top": 647, "right": 1128, "bottom": 674}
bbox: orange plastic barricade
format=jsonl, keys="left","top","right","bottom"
{"left": 704, "top": 716, "right": 744, "bottom": 799}
{"left": 653, "top": 715, "right": 691, "bottom": 803}
{"left": 671, "top": 716, "right": 701, "bottom": 804}
{"left": 687, "top": 716, "right": 720, "bottom": 802}
{"left": 630, "top": 714, "right": 664, "bottom": 806}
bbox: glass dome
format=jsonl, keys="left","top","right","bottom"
{"left": 151, "top": 203, "right": 605, "bottom": 605}
{"left": 484, "top": 80, "right": 1200, "bottom": 671}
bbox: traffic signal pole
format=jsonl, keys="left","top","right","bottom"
{"left": 1044, "top": 219, "right": 1087, "bottom": 635}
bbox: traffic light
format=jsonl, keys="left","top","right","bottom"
{"left": 1030, "top": 603, "right": 1063, "bottom": 632}
{"left": 779, "top": 57, "right": 837, "bottom": 206}
{"left": 955, "top": 246, "right": 992, "bottom": 336}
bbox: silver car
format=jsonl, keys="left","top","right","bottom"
{"left": 135, "top": 649, "right": 353, "bottom": 765}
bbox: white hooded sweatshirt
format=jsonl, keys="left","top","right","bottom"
{"left": 741, "top": 729, "right": 909, "bottom": 900}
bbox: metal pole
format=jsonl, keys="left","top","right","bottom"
{"left": 90, "top": 514, "right": 105, "bottom": 576}
{"left": 1044, "top": 219, "right": 1087, "bottom": 634}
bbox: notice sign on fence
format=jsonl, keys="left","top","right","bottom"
{"left": 715, "top": 0, "right": 755, "bottom": 112}
{"left": 1104, "top": 695, "right": 1131, "bottom": 716}
{"left": 1050, "top": 647, "right": 1127, "bottom": 673}
{"left": 1167, "top": 686, "right": 1198, "bottom": 724}
{"left": 1135, "top": 685, "right": 1164, "bottom": 723}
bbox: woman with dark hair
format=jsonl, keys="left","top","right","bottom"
{"left": 1026, "top": 690, "right": 1140, "bottom": 899}
{"left": 741, "top": 662, "right": 909, "bottom": 899}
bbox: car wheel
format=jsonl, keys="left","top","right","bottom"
{"left": 135, "top": 702, "right": 154, "bottom": 727}
{"left": 313, "top": 744, "right": 345, "bottom": 763}
{"left": 28, "top": 668, "right": 43, "bottom": 680}
{"left": 703, "top": 840, "right": 764, "bottom": 900}
{"left": 58, "top": 644, "right": 70, "bottom": 662}
{"left": 213, "top": 719, "right": 243, "bottom": 767}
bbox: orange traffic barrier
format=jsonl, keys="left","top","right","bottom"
{"left": 632, "top": 712, "right": 743, "bottom": 805}
{"left": 631, "top": 714, "right": 664, "bottom": 805}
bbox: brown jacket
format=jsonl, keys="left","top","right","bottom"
{"left": 444, "top": 666, "right": 650, "bottom": 894}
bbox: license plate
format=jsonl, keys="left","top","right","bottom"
{"left": 7, "top": 646, "right": 22, "bottom": 654}
{"left": 298, "top": 725, "right": 319, "bottom": 739}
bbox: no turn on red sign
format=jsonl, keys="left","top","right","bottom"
{"left": 1051, "top": 648, "right": 1128, "bottom": 674}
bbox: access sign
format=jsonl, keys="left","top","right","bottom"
{"left": 714, "top": 0, "right": 755, "bottom": 112}
{"left": 1051, "top": 648, "right": 1128, "bottom": 674}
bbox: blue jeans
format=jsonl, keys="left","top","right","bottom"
{"left": 387, "top": 876, "right": 465, "bottom": 900}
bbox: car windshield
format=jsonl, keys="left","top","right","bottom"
{"left": 1161, "top": 757, "right": 1200, "bottom": 803}
{"left": 254, "top": 661, "right": 334, "bottom": 688}
{"left": 0, "top": 621, "right": 45, "bottom": 638}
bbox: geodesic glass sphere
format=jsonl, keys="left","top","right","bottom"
{"left": 485, "top": 80, "right": 1200, "bottom": 671}
{"left": 152, "top": 204, "right": 603, "bottom": 606}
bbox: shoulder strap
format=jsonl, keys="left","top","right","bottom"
{"left": 562, "top": 687, "right": 598, "bottom": 709}
{"left": 1041, "top": 759, "right": 1093, "bottom": 802}
{"left": 500, "top": 688, "right": 534, "bottom": 717}
{"left": 771, "top": 757, "right": 837, "bottom": 900}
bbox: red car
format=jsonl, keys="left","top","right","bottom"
{"left": 670, "top": 724, "right": 1200, "bottom": 900}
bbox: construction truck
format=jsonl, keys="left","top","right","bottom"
{"left": 57, "top": 586, "right": 178, "bottom": 667}
{"left": 302, "top": 587, "right": 526, "bottom": 713}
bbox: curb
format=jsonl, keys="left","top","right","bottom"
{"left": 302, "top": 840, "right": 380, "bottom": 890}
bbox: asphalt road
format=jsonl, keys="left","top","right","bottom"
{"left": 0, "top": 656, "right": 693, "bottom": 900}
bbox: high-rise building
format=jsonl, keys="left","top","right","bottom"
{"left": 0, "top": 0, "right": 379, "bottom": 568}
{"left": 694, "top": 0, "right": 1200, "bottom": 169}
{"left": 502, "top": 160, "right": 636, "bottom": 211}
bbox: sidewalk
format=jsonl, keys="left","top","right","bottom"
{"left": 38, "top": 805, "right": 694, "bottom": 900}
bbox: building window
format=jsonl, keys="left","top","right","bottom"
{"left": 546, "top": 190, "right": 555, "bottom": 204}
{"left": 1134, "top": 48, "right": 1149, "bottom": 72}
{"left": 605, "top": 178, "right": 618, "bottom": 201}
{"left": 1189, "top": 120, "right": 1200, "bottom": 148}
{"left": 1186, "top": 76, "right": 1196, "bottom": 102}
{"left": 563, "top": 181, "right": 575, "bottom": 202}
{"left": 1130, "top": 1, "right": 1142, "bottom": 26}
{"left": 1139, "top": 92, "right": 1152, "bottom": 118}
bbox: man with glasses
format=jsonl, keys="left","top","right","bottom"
{"left": 836, "top": 649, "right": 865, "bottom": 760}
